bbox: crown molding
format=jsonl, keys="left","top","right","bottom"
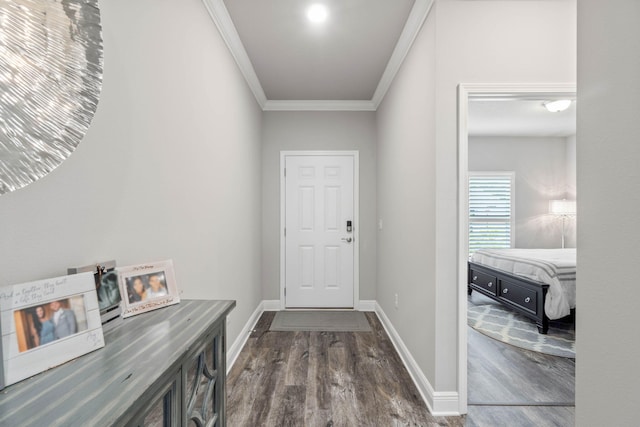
{"left": 459, "top": 82, "right": 577, "bottom": 100}
{"left": 371, "top": 0, "right": 434, "bottom": 109}
{"left": 202, "top": 0, "right": 434, "bottom": 112}
{"left": 264, "top": 100, "right": 377, "bottom": 112}
{"left": 201, "top": 0, "right": 267, "bottom": 108}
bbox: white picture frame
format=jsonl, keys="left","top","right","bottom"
{"left": 117, "top": 260, "right": 180, "bottom": 318}
{"left": 0, "top": 272, "right": 105, "bottom": 387}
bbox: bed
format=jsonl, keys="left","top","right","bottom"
{"left": 468, "top": 248, "right": 576, "bottom": 334}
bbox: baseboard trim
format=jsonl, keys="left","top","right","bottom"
{"left": 358, "top": 300, "right": 376, "bottom": 311}
{"left": 374, "top": 302, "right": 460, "bottom": 416}
{"left": 262, "top": 300, "right": 281, "bottom": 311}
{"left": 226, "top": 301, "right": 264, "bottom": 374}
{"left": 433, "top": 391, "right": 462, "bottom": 416}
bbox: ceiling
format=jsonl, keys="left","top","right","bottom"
{"left": 224, "top": 0, "right": 415, "bottom": 101}
{"left": 204, "top": 0, "right": 578, "bottom": 135}
{"left": 468, "top": 99, "right": 577, "bottom": 137}
{"left": 204, "top": 0, "right": 427, "bottom": 110}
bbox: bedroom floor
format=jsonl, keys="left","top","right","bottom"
{"left": 467, "top": 293, "right": 576, "bottom": 426}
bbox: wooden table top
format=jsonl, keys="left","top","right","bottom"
{"left": 0, "top": 299, "right": 235, "bottom": 426}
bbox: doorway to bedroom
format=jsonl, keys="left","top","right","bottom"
{"left": 458, "top": 85, "right": 576, "bottom": 424}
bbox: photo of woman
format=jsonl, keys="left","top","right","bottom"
{"left": 34, "top": 305, "right": 55, "bottom": 346}
{"left": 127, "top": 276, "right": 147, "bottom": 303}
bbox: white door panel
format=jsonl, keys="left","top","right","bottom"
{"left": 285, "top": 155, "right": 354, "bottom": 308}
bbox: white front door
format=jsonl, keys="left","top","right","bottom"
{"left": 284, "top": 154, "right": 355, "bottom": 308}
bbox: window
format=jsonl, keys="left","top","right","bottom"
{"left": 469, "top": 172, "right": 514, "bottom": 255}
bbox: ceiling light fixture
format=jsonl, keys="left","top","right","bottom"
{"left": 543, "top": 99, "right": 572, "bottom": 113}
{"left": 307, "top": 4, "right": 328, "bottom": 23}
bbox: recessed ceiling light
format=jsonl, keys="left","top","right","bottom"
{"left": 307, "top": 4, "right": 328, "bottom": 23}
{"left": 543, "top": 100, "right": 572, "bottom": 113}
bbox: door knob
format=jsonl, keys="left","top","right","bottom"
{"left": 341, "top": 237, "right": 353, "bottom": 243}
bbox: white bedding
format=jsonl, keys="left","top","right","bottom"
{"left": 470, "top": 248, "right": 576, "bottom": 319}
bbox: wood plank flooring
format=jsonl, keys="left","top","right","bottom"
{"left": 465, "top": 405, "right": 575, "bottom": 427}
{"left": 467, "top": 292, "right": 575, "bottom": 426}
{"left": 468, "top": 327, "right": 575, "bottom": 405}
{"left": 227, "top": 311, "right": 465, "bottom": 426}
{"left": 228, "top": 307, "right": 575, "bottom": 426}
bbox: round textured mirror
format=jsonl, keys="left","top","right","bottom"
{"left": 0, "top": 0, "right": 103, "bottom": 195}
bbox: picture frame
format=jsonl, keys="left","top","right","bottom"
{"left": 0, "top": 272, "right": 105, "bottom": 387}
{"left": 68, "top": 260, "right": 121, "bottom": 325}
{"left": 117, "top": 260, "right": 180, "bottom": 318}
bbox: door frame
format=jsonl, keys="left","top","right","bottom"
{"left": 457, "top": 83, "right": 576, "bottom": 413}
{"left": 280, "top": 150, "right": 360, "bottom": 310}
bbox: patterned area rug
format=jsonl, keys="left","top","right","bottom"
{"left": 468, "top": 303, "right": 575, "bottom": 358}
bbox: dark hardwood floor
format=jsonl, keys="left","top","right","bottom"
{"left": 227, "top": 304, "right": 575, "bottom": 426}
{"left": 467, "top": 293, "right": 575, "bottom": 426}
{"left": 227, "top": 311, "right": 465, "bottom": 426}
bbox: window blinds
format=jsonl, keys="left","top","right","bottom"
{"left": 469, "top": 174, "right": 513, "bottom": 254}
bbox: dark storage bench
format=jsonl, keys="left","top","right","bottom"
{"left": 468, "top": 261, "right": 549, "bottom": 334}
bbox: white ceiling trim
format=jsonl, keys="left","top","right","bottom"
{"left": 264, "top": 100, "right": 376, "bottom": 112}
{"left": 201, "top": 0, "right": 267, "bottom": 108}
{"left": 202, "top": 0, "right": 433, "bottom": 112}
{"left": 461, "top": 83, "right": 577, "bottom": 100}
{"left": 371, "top": 0, "right": 434, "bottom": 109}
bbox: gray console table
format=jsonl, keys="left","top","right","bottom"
{"left": 0, "top": 299, "right": 235, "bottom": 426}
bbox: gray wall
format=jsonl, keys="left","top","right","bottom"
{"left": 577, "top": 0, "right": 640, "bottom": 424}
{"left": 377, "top": 0, "right": 576, "bottom": 394}
{"left": 0, "top": 0, "right": 264, "bottom": 345}
{"left": 565, "top": 134, "right": 577, "bottom": 247}
{"left": 261, "top": 111, "right": 377, "bottom": 301}
{"left": 566, "top": 134, "right": 577, "bottom": 198}
{"left": 469, "top": 136, "right": 574, "bottom": 249}
{"left": 376, "top": 6, "right": 438, "bottom": 385}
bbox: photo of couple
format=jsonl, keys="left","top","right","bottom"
{"left": 14, "top": 296, "right": 88, "bottom": 353}
{"left": 96, "top": 270, "right": 121, "bottom": 311}
{"left": 125, "top": 272, "right": 168, "bottom": 304}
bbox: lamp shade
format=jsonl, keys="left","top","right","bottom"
{"left": 549, "top": 199, "right": 576, "bottom": 216}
